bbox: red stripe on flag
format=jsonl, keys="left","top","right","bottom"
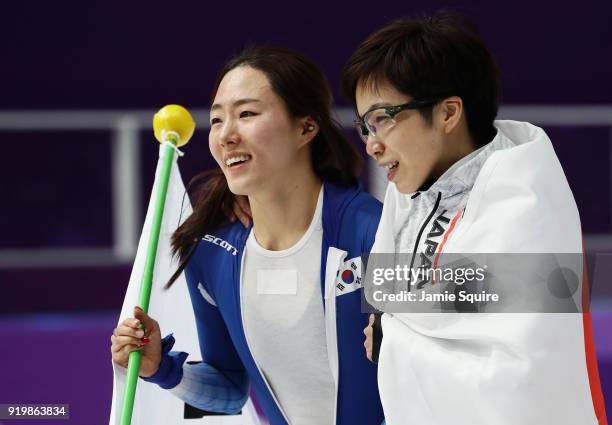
{"left": 433, "top": 207, "right": 464, "bottom": 271}
{"left": 581, "top": 241, "right": 608, "bottom": 424}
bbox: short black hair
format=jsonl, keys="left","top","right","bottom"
{"left": 342, "top": 11, "right": 501, "bottom": 147}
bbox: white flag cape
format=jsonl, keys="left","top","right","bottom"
{"left": 372, "top": 121, "right": 607, "bottom": 425}
{"left": 109, "top": 146, "right": 263, "bottom": 425}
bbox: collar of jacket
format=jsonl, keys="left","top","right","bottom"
{"left": 406, "top": 129, "right": 513, "bottom": 203}
{"left": 228, "top": 180, "right": 365, "bottom": 252}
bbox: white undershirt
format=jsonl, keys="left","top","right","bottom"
{"left": 242, "top": 186, "right": 335, "bottom": 425}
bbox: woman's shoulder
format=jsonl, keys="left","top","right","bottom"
{"left": 453, "top": 132, "right": 581, "bottom": 253}
{"left": 195, "top": 222, "right": 246, "bottom": 260}
{"left": 348, "top": 189, "right": 383, "bottom": 216}
{"left": 324, "top": 182, "right": 382, "bottom": 218}
{"left": 186, "top": 221, "right": 245, "bottom": 277}
{"left": 324, "top": 183, "right": 382, "bottom": 253}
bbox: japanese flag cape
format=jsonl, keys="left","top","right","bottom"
{"left": 370, "top": 120, "right": 607, "bottom": 425}
{"left": 109, "top": 146, "right": 262, "bottom": 425}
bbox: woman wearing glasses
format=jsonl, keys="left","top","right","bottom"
{"left": 111, "top": 46, "right": 384, "bottom": 425}
{"left": 343, "top": 12, "right": 606, "bottom": 425}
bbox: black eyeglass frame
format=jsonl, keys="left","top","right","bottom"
{"left": 354, "top": 97, "right": 445, "bottom": 140}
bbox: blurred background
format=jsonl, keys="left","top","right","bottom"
{"left": 0, "top": 0, "right": 611, "bottom": 423}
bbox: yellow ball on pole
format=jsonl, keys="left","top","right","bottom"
{"left": 153, "top": 104, "right": 195, "bottom": 147}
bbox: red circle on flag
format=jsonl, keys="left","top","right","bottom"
{"left": 341, "top": 270, "right": 354, "bottom": 284}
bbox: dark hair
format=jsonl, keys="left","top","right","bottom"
{"left": 165, "top": 46, "right": 361, "bottom": 288}
{"left": 342, "top": 11, "right": 501, "bottom": 148}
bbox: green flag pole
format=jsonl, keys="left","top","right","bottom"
{"left": 119, "top": 105, "right": 195, "bottom": 425}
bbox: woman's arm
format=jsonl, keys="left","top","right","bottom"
{"left": 142, "top": 263, "right": 249, "bottom": 414}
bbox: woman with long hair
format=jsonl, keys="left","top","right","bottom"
{"left": 111, "top": 46, "right": 384, "bottom": 425}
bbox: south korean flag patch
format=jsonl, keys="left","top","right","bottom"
{"left": 335, "top": 256, "right": 362, "bottom": 296}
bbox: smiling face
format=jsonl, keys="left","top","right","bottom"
{"left": 209, "top": 65, "right": 312, "bottom": 196}
{"left": 355, "top": 79, "right": 448, "bottom": 194}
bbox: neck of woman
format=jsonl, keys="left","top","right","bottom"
{"left": 248, "top": 168, "right": 322, "bottom": 251}
{"left": 427, "top": 130, "right": 478, "bottom": 189}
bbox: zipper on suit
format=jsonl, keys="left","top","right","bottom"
{"left": 407, "top": 191, "right": 442, "bottom": 290}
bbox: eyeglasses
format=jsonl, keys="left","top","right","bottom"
{"left": 354, "top": 98, "right": 442, "bottom": 143}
